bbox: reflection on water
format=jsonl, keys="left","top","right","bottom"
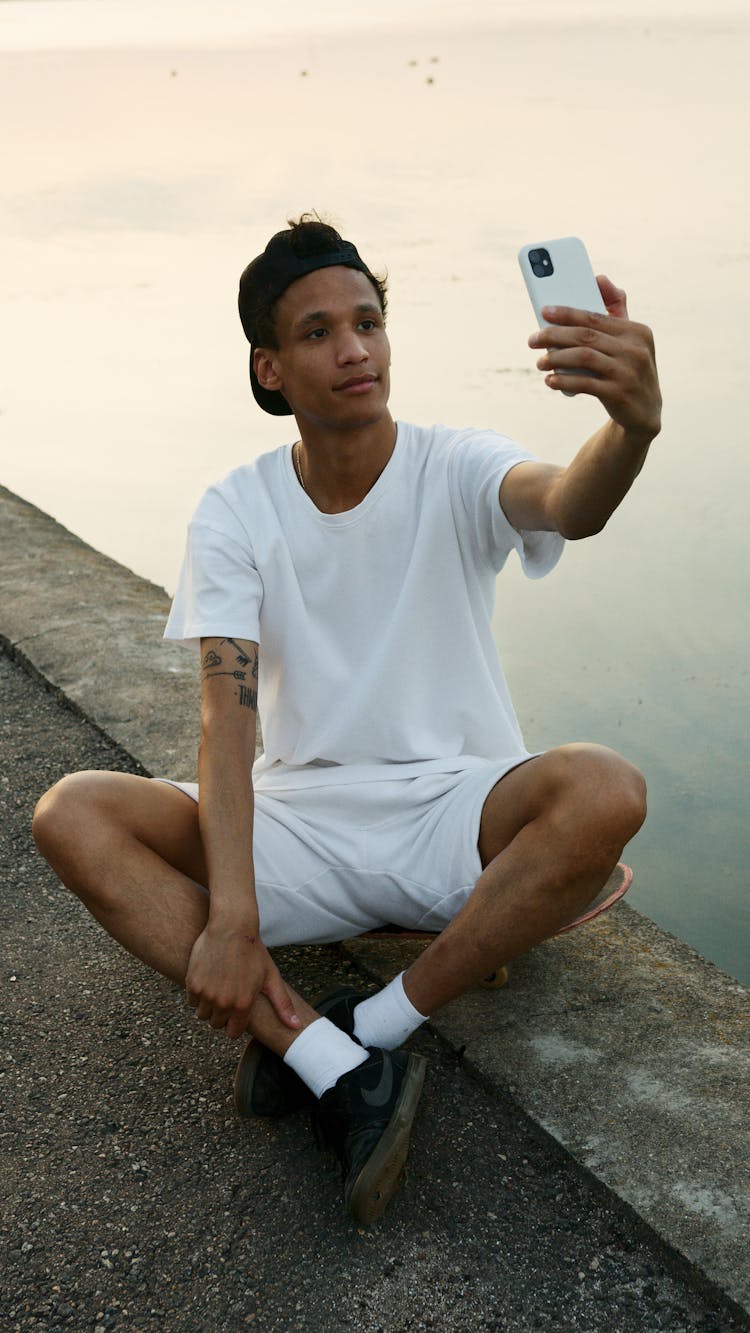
{"left": 1, "top": 1, "right": 748, "bottom": 982}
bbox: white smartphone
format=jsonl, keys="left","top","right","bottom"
{"left": 518, "top": 236, "right": 607, "bottom": 394}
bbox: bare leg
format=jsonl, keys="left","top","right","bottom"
{"left": 32, "top": 771, "right": 318, "bottom": 1056}
{"left": 403, "top": 743, "right": 646, "bottom": 1015}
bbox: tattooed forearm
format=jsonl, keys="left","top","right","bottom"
{"left": 238, "top": 685, "right": 258, "bottom": 710}
{"left": 202, "top": 649, "right": 222, "bottom": 669}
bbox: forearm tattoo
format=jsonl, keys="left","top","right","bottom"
{"left": 201, "top": 640, "right": 259, "bottom": 710}
{"left": 222, "top": 637, "right": 253, "bottom": 668}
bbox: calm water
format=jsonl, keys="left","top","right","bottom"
{"left": 1, "top": 1, "right": 748, "bottom": 982}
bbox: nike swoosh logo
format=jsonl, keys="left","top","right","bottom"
{"left": 361, "top": 1054, "right": 394, "bottom": 1108}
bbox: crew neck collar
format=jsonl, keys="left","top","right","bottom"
{"left": 285, "top": 422, "right": 404, "bottom": 525}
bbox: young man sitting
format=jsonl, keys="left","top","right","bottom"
{"left": 33, "top": 216, "right": 660, "bottom": 1224}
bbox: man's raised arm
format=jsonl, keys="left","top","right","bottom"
{"left": 184, "top": 636, "right": 299, "bottom": 1040}
{"left": 499, "top": 275, "right": 662, "bottom": 541}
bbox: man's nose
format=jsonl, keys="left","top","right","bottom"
{"left": 336, "top": 330, "right": 368, "bottom": 363}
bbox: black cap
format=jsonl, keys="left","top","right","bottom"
{"left": 238, "top": 229, "right": 378, "bottom": 416}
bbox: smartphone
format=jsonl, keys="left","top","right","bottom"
{"left": 518, "top": 236, "right": 607, "bottom": 394}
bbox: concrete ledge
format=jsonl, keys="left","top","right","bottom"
{"left": 345, "top": 919, "right": 749, "bottom": 1314}
{"left": 1, "top": 484, "right": 199, "bottom": 780}
{"left": 2, "top": 483, "right": 748, "bottom": 1317}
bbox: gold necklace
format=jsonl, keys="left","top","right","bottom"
{"left": 294, "top": 441, "right": 307, "bottom": 493}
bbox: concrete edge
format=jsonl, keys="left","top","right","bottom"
{"left": 2, "top": 483, "right": 748, "bottom": 1320}
{"left": 342, "top": 942, "right": 750, "bottom": 1327}
{"left": 0, "top": 631, "right": 152, "bottom": 777}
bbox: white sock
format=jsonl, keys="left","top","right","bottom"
{"left": 352, "top": 972, "right": 428, "bottom": 1051}
{"left": 282, "top": 1017, "right": 368, "bottom": 1099}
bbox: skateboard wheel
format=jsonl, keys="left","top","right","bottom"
{"left": 479, "top": 966, "right": 508, "bottom": 990}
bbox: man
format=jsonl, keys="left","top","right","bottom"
{"left": 33, "top": 216, "right": 660, "bottom": 1224}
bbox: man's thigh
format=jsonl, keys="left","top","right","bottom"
{"left": 41, "top": 770, "right": 208, "bottom": 887}
{"left": 477, "top": 742, "right": 643, "bottom": 869}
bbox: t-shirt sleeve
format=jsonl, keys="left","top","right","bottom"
{"left": 448, "top": 429, "right": 564, "bottom": 578}
{"left": 163, "top": 519, "right": 263, "bottom": 650}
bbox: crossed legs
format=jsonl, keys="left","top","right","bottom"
{"left": 31, "top": 742, "right": 646, "bottom": 1051}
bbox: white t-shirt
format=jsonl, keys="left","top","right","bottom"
{"left": 164, "top": 421, "right": 564, "bottom": 790}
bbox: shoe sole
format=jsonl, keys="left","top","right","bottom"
{"left": 346, "top": 1053, "right": 427, "bottom": 1225}
{"left": 233, "top": 1038, "right": 264, "bottom": 1117}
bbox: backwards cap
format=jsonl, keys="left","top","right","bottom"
{"left": 237, "top": 227, "right": 378, "bottom": 416}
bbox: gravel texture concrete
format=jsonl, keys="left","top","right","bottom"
{"left": 2, "top": 649, "right": 747, "bottom": 1333}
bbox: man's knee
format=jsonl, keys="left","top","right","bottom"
{"left": 554, "top": 743, "right": 647, "bottom": 852}
{"left": 32, "top": 770, "right": 114, "bottom": 871}
{"left": 34, "top": 772, "right": 77, "bottom": 853}
{"left": 479, "top": 743, "right": 646, "bottom": 869}
{"left": 613, "top": 756, "right": 648, "bottom": 842}
{"left": 33, "top": 770, "right": 206, "bottom": 901}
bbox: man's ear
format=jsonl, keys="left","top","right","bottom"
{"left": 253, "top": 348, "right": 283, "bottom": 393}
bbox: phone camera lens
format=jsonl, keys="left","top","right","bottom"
{"left": 530, "top": 246, "right": 553, "bottom": 279}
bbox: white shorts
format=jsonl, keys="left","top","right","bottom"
{"left": 154, "top": 761, "right": 527, "bottom": 948}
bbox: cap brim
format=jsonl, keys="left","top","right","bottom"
{"left": 249, "top": 349, "right": 294, "bottom": 416}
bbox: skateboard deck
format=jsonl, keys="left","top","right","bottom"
{"left": 351, "top": 861, "right": 632, "bottom": 989}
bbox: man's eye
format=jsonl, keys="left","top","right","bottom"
{"left": 359, "top": 319, "right": 376, "bottom": 331}
{"left": 306, "top": 328, "right": 326, "bottom": 340}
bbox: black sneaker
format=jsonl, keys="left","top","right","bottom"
{"left": 313, "top": 1047, "right": 427, "bottom": 1224}
{"left": 233, "top": 985, "right": 366, "bottom": 1119}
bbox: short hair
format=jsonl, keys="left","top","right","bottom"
{"left": 251, "top": 213, "right": 388, "bottom": 350}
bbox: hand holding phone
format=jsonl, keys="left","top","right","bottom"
{"left": 519, "top": 237, "right": 607, "bottom": 395}
{"left": 517, "top": 237, "right": 661, "bottom": 438}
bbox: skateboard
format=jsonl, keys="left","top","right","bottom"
{"left": 350, "top": 861, "right": 632, "bottom": 989}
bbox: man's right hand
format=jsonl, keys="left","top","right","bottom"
{"left": 185, "top": 921, "right": 300, "bottom": 1040}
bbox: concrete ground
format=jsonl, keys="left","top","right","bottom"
{"left": 2, "top": 482, "right": 749, "bottom": 1330}
{"left": 1, "top": 643, "right": 747, "bottom": 1332}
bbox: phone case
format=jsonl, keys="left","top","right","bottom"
{"left": 518, "top": 236, "right": 606, "bottom": 323}
{"left": 518, "top": 237, "right": 607, "bottom": 393}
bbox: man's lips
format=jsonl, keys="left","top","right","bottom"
{"left": 333, "top": 374, "right": 378, "bottom": 392}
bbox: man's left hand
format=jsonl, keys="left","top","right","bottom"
{"left": 529, "top": 276, "right": 662, "bottom": 442}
